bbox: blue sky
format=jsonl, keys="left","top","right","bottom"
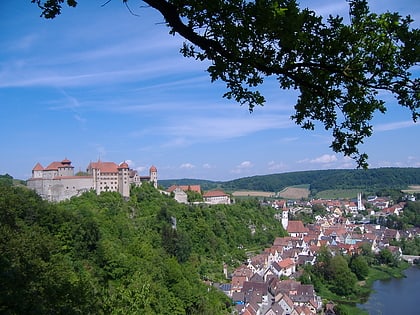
{"left": 1, "top": 0, "right": 419, "bottom": 181}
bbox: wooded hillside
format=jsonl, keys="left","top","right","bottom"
{"left": 160, "top": 168, "right": 420, "bottom": 195}
{"left": 0, "top": 179, "right": 286, "bottom": 314}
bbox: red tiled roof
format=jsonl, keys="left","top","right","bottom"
{"left": 118, "top": 162, "right": 129, "bottom": 169}
{"left": 32, "top": 162, "right": 44, "bottom": 171}
{"left": 44, "top": 159, "right": 74, "bottom": 171}
{"left": 88, "top": 161, "right": 119, "bottom": 173}
{"left": 167, "top": 185, "right": 201, "bottom": 193}
{"left": 203, "top": 190, "right": 228, "bottom": 197}
{"left": 150, "top": 165, "right": 157, "bottom": 172}
{"left": 278, "top": 258, "right": 295, "bottom": 269}
{"left": 287, "top": 220, "right": 308, "bottom": 233}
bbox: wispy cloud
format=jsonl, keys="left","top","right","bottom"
{"left": 231, "top": 161, "right": 254, "bottom": 174}
{"left": 163, "top": 115, "right": 294, "bottom": 141}
{"left": 180, "top": 163, "right": 195, "bottom": 169}
{"left": 374, "top": 120, "right": 418, "bottom": 132}
{"left": 267, "top": 160, "right": 287, "bottom": 171}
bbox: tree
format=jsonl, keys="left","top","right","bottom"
{"left": 31, "top": 0, "right": 419, "bottom": 167}
{"left": 349, "top": 255, "right": 369, "bottom": 280}
{"left": 329, "top": 255, "right": 357, "bottom": 296}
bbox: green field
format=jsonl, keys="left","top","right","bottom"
{"left": 315, "top": 189, "right": 367, "bottom": 199}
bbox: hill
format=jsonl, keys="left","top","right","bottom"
{"left": 0, "top": 183, "right": 286, "bottom": 314}
{"left": 159, "top": 168, "right": 420, "bottom": 196}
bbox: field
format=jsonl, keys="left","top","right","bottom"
{"left": 232, "top": 186, "right": 310, "bottom": 199}
{"left": 402, "top": 185, "right": 420, "bottom": 194}
{"left": 278, "top": 187, "right": 310, "bottom": 199}
{"left": 232, "top": 190, "right": 274, "bottom": 197}
{"left": 315, "top": 189, "right": 364, "bottom": 199}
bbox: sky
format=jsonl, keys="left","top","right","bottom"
{"left": 0, "top": 0, "right": 419, "bottom": 181}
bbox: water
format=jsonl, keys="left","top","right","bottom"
{"left": 358, "top": 267, "right": 420, "bottom": 315}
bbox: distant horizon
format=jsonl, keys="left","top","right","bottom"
{"left": 9, "top": 160, "right": 420, "bottom": 183}
{"left": 1, "top": 0, "right": 419, "bottom": 181}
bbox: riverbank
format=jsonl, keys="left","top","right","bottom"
{"left": 357, "top": 265, "right": 420, "bottom": 314}
{"left": 319, "top": 261, "right": 411, "bottom": 314}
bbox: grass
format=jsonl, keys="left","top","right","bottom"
{"left": 315, "top": 189, "right": 370, "bottom": 199}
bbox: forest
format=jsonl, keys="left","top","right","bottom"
{"left": 159, "top": 167, "right": 420, "bottom": 195}
{"left": 0, "top": 177, "right": 286, "bottom": 314}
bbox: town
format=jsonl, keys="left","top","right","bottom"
{"left": 165, "top": 183, "right": 419, "bottom": 314}
{"left": 219, "top": 193, "right": 419, "bottom": 314}
{"left": 24, "top": 163, "right": 420, "bottom": 314}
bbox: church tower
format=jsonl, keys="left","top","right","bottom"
{"left": 281, "top": 208, "right": 289, "bottom": 230}
{"left": 149, "top": 165, "right": 158, "bottom": 188}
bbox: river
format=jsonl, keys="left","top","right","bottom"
{"left": 357, "top": 266, "right": 420, "bottom": 315}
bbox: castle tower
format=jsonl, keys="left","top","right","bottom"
{"left": 149, "top": 165, "right": 158, "bottom": 188}
{"left": 32, "top": 162, "right": 44, "bottom": 178}
{"left": 118, "top": 161, "right": 130, "bottom": 198}
{"left": 57, "top": 158, "right": 74, "bottom": 177}
{"left": 281, "top": 208, "right": 289, "bottom": 230}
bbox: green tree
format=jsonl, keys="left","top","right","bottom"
{"left": 329, "top": 255, "right": 357, "bottom": 296}
{"left": 349, "top": 255, "right": 369, "bottom": 280}
{"left": 31, "top": 0, "right": 419, "bottom": 167}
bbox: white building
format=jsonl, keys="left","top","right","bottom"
{"left": 202, "top": 190, "right": 231, "bottom": 204}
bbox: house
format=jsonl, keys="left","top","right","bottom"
{"left": 166, "top": 184, "right": 201, "bottom": 194}
{"left": 171, "top": 186, "right": 188, "bottom": 204}
{"left": 277, "top": 258, "right": 296, "bottom": 277}
{"left": 287, "top": 221, "right": 309, "bottom": 238}
{"left": 202, "top": 190, "right": 231, "bottom": 204}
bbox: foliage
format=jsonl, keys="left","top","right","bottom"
{"left": 186, "top": 190, "right": 203, "bottom": 202}
{"left": 31, "top": 0, "right": 419, "bottom": 167}
{"left": 397, "top": 236, "right": 420, "bottom": 256}
{"left": 1, "top": 182, "right": 286, "bottom": 313}
{"left": 349, "top": 255, "right": 369, "bottom": 280}
{"left": 0, "top": 174, "right": 13, "bottom": 187}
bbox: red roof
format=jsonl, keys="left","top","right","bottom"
{"left": 88, "top": 161, "right": 119, "bottom": 173}
{"left": 32, "top": 162, "right": 44, "bottom": 171}
{"left": 119, "top": 162, "right": 129, "bottom": 169}
{"left": 203, "top": 190, "right": 228, "bottom": 198}
{"left": 150, "top": 165, "right": 157, "bottom": 172}
{"left": 287, "top": 221, "right": 308, "bottom": 234}
{"left": 167, "top": 185, "right": 201, "bottom": 193}
{"left": 278, "top": 258, "right": 295, "bottom": 269}
{"left": 45, "top": 161, "right": 73, "bottom": 170}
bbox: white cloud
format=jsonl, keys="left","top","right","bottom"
{"left": 231, "top": 161, "right": 254, "bottom": 174}
{"left": 180, "top": 163, "right": 195, "bottom": 169}
{"left": 267, "top": 160, "right": 287, "bottom": 171}
{"left": 310, "top": 154, "right": 338, "bottom": 164}
{"left": 237, "top": 161, "right": 253, "bottom": 169}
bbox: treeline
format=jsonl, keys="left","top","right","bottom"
{"left": 0, "top": 182, "right": 286, "bottom": 314}
{"left": 161, "top": 168, "right": 420, "bottom": 195}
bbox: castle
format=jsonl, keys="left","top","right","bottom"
{"left": 27, "top": 158, "right": 157, "bottom": 202}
